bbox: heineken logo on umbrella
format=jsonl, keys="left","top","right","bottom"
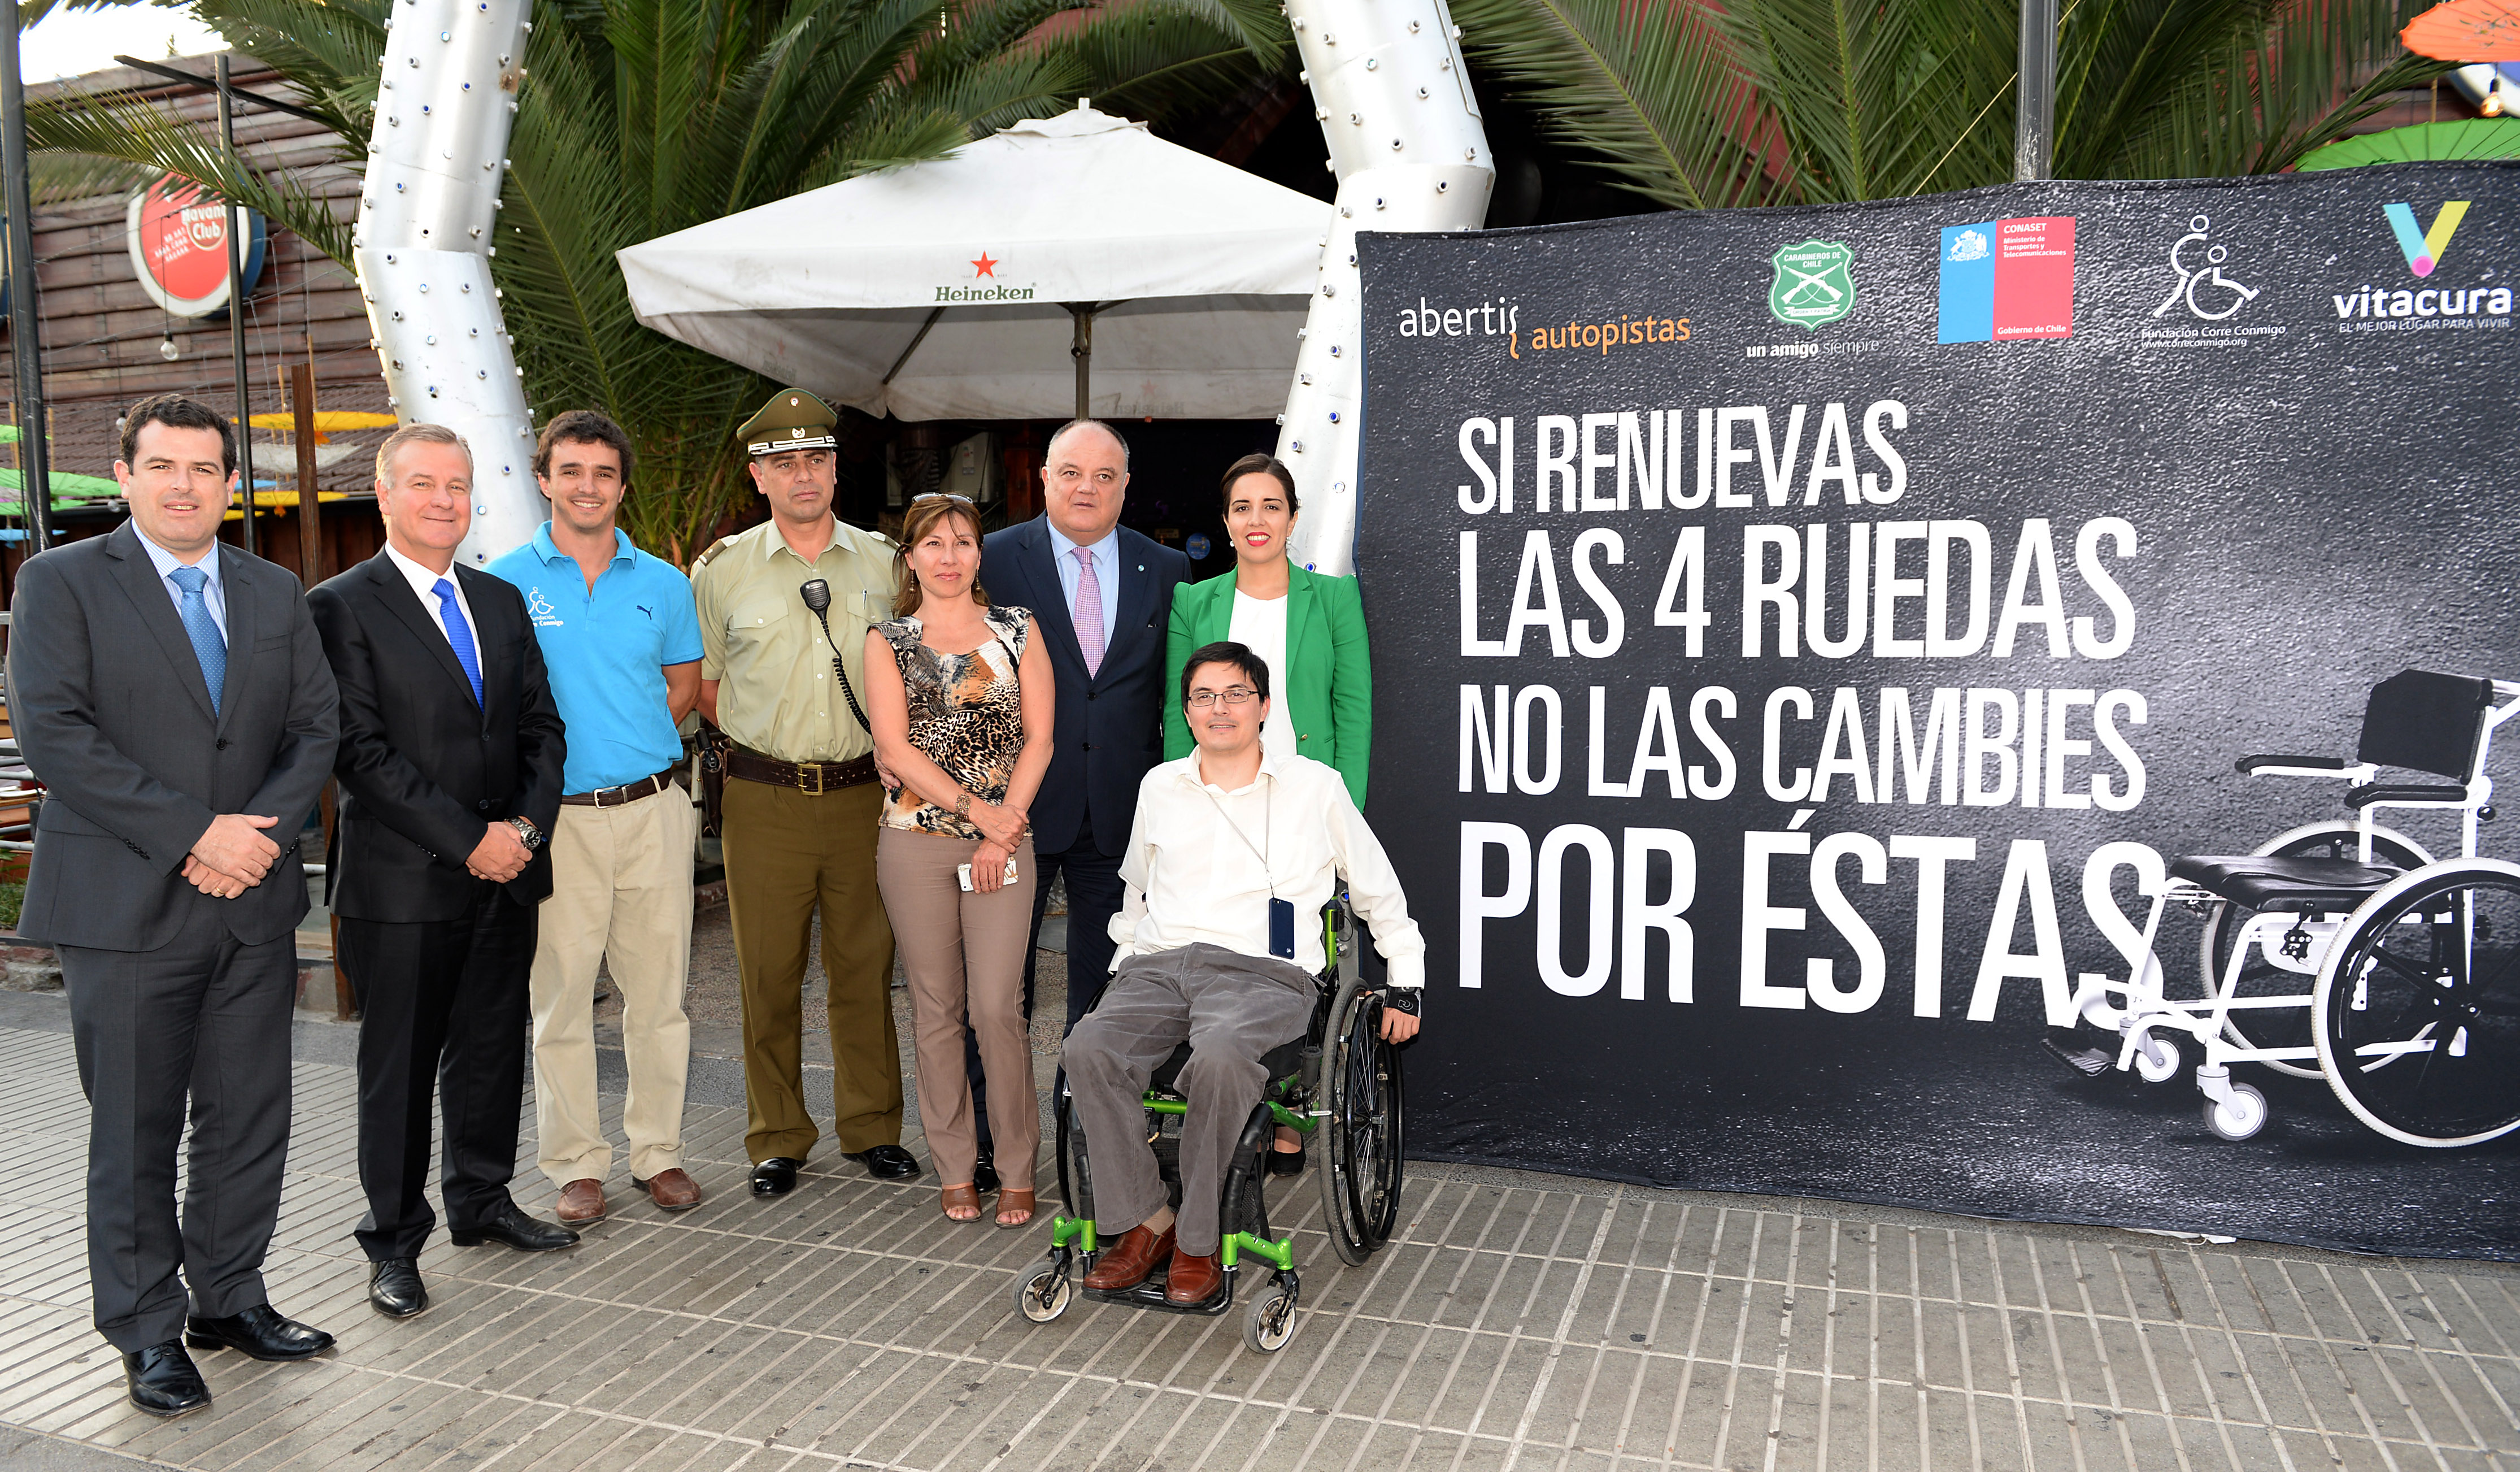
{"left": 1768, "top": 238, "right": 1856, "bottom": 329}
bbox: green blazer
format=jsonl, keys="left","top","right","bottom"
{"left": 1164, "top": 565, "right": 1373, "bottom": 806}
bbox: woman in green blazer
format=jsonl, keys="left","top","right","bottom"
{"left": 1165, "top": 453, "right": 1373, "bottom": 808}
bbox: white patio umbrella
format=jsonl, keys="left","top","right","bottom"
{"left": 616, "top": 102, "right": 1335, "bottom": 421}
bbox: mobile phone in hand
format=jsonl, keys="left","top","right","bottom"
{"left": 956, "top": 856, "right": 1021, "bottom": 891}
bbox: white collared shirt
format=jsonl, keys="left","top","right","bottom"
{"left": 134, "top": 527, "right": 227, "bottom": 640}
{"left": 1044, "top": 522, "right": 1121, "bottom": 652}
{"left": 384, "top": 540, "right": 480, "bottom": 654}
{"left": 1108, "top": 746, "right": 1425, "bottom": 987}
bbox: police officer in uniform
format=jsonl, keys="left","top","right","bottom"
{"left": 693, "top": 389, "right": 918, "bottom": 1193}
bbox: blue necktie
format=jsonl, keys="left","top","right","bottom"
{"left": 167, "top": 565, "right": 226, "bottom": 717}
{"left": 431, "top": 577, "right": 484, "bottom": 706}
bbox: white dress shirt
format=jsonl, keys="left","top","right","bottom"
{"left": 1045, "top": 522, "right": 1121, "bottom": 651}
{"left": 1108, "top": 746, "right": 1425, "bottom": 987}
{"left": 134, "top": 528, "right": 227, "bottom": 640}
{"left": 1226, "top": 590, "right": 1296, "bottom": 765}
{"left": 384, "top": 540, "right": 479, "bottom": 653}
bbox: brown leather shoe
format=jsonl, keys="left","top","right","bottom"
{"left": 1081, "top": 1222, "right": 1176, "bottom": 1291}
{"left": 1163, "top": 1245, "right": 1224, "bottom": 1305}
{"left": 634, "top": 1169, "right": 703, "bottom": 1212}
{"left": 555, "top": 1179, "right": 606, "bottom": 1223}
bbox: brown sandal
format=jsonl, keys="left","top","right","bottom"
{"left": 941, "top": 1183, "right": 983, "bottom": 1223}
{"left": 994, "top": 1188, "right": 1036, "bottom": 1230}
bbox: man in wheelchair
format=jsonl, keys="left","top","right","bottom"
{"left": 1063, "top": 640, "right": 1425, "bottom": 1308}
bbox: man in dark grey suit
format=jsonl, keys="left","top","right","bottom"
{"left": 8, "top": 394, "right": 342, "bottom": 1418}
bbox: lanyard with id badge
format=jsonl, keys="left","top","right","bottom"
{"left": 1203, "top": 779, "right": 1298, "bottom": 959}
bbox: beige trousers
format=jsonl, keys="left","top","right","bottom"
{"left": 876, "top": 827, "right": 1038, "bottom": 1190}
{"left": 529, "top": 785, "right": 697, "bottom": 1185}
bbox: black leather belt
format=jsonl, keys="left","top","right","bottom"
{"left": 724, "top": 744, "right": 879, "bottom": 794}
{"left": 560, "top": 768, "right": 680, "bottom": 808}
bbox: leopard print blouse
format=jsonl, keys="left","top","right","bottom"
{"left": 876, "top": 605, "right": 1033, "bottom": 839}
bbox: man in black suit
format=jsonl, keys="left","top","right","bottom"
{"left": 968, "top": 419, "right": 1190, "bottom": 1179}
{"left": 8, "top": 394, "right": 341, "bottom": 1417}
{"left": 308, "top": 423, "right": 573, "bottom": 1322}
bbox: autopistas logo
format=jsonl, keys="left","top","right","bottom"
{"left": 1768, "top": 240, "right": 1857, "bottom": 329}
{"left": 1397, "top": 296, "right": 1692, "bottom": 359}
{"left": 2332, "top": 202, "right": 2512, "bottom": 327}
{"left": 935, "top": 250, "right": 1035, "bottom": 303}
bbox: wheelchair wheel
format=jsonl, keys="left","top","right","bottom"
{"left": 2312, "top": 858, "right": 2520, "bottom": 1148}
{"left": 2132, "top": 1031, "right": 2181, "bottom": 1084}
{"left": 2204, "top": 1082, "right": 2268, "bottom": 1141}
{"left": 1242, "top": 1280, "right": 1298, "bottom": 1352}
{"left": 1318, "top": 978, "right": 1405, "bottom": 1266}
{"left": 1012, "top": 1258, "right": 1073, "bottom": 1323}
{"left": 2204, "top": 822, "right": 2431, "bottom": 1078}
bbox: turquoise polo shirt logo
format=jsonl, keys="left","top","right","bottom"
{"left": 526, "top": 586, "right": 562, "bottom": 626}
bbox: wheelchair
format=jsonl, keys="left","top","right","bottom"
{"left": 2062, "top": 669, "right": 2520, "bottom": 1147}
{"left": 1008, "top": 900, "right": 1405, "bottom": 1353}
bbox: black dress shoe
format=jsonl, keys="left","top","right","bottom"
{"left": 185, "top": 1303, "right": 334, "bottom": 1361}
{"left": 750, "top": 1157, "right": 802, "bottom": 1197}
{"left": 369, "top": 1258, "right": 428, "bottom": 1319}
{"left": 450, "top": 1202, "right": 581, "bottom": 1252}
{"left": 843, "top": 1144, "right": 921, "bottom": 1180}
{"left": 972, "top": 1148, "right": 1000, "bottom": 1195}
{"left": 123, "top": 1341, "right": 211, "bottom": 1418}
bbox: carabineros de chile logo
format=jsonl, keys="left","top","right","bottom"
{"left": 1768, "top": 239, "right": 1857, "bottom": 330}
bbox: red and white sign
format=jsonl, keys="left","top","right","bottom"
{"left": 125, "top": 173, "right": 264, "bottom": 318}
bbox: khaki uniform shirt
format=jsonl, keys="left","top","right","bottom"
{"left": 694, "top": 517, "right": 899, "bottom": 764}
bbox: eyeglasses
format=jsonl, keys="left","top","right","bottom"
{"left": 1185, "top": 687, "right": 1257, "bottom": 710}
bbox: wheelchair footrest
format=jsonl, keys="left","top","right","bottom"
{"left": 1083, "top": 1266, "right": 1240, "bottom": 1317}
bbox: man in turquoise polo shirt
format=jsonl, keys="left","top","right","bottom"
{"left": 487, "top": 411, "right": 707, "bottom": 1223}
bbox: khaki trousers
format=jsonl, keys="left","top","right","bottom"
{"left": 877, "top": 828, "right": 1038, "bottom": 1191}
{"left": 723, "top": 776, "right": 900, "bottom": 1161}
{"left": 529, "top": 786, "right": 697, "bottom": 1186}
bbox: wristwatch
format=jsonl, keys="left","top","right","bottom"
{"left": 507, "top": 817, "right": 545, "bottom": 851}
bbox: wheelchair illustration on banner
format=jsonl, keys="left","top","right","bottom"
{"left": 1009, "top": 899, "right": 1404, "bottom": 1353}
{"left": 2057, "top": 670, "right": 2520, "bottom": 1148}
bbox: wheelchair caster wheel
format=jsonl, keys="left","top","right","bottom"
{"left": 1242, "top": 1281, "right": 1298, "bottom": 1353}
{"left": 2205, "top": 1082, "right": 2269, "bottom": 1141}
{"left": 1012, "top": 1260, "right": 1073, "bottom": 1323}
{"left": 2134, "top": 1032, "right": 2182, "bottom": 1084}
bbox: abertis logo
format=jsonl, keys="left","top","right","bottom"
{"left": 2382, "top": 202, "right": 2468, "bottom": 277}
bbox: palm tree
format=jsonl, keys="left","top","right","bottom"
{"left": 28, "top": 0, "right": 1285, "bottom": 559}
{"left": 1444, "top": 0, "right": 2459, "bottom": 209}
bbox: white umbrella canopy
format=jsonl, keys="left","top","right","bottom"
{"left": 617, "top": 103, "right": 1335, "bottom": 421}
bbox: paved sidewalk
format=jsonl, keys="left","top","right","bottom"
{"left": 3, "top": 1015, "right": 2518, "bottom": 1472}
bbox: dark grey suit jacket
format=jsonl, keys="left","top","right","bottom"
{"left": 7, "top": 521, "right": 342, "bottom": 951}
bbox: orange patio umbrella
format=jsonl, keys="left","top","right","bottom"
{"left": 2401, "top": 0, "right": 2520, "bottom": 61}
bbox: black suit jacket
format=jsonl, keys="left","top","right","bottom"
{"left": 308, "top": 551, "right": 564, "bottom": 923}
{"left": 7, "top": 522, "right": 341, "bottom": 950}
{"left": 980, "top": 518, "right": 1190, "bottom": 854}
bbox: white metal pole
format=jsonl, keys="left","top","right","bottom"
{"left": 1275, "top": 0, "right": 1492, "bottom": 575}
{"left": 352, "top": 0, "right": 541, "bottom": 568}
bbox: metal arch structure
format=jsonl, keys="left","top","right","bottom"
{"left": 1275, "top": 0, "right": 1492, "bottom": 576}
{"left": 366, "top": 0, "right": 1494, "bottom": 571}
{"left": 352, "top": 0, "right": 543, "bottom": 569}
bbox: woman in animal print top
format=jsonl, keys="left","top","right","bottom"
{"left": 864, "top": 494, "right": 1054, "bottom": 1227}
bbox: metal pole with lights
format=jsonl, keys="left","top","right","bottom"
{"left": 216, "top": 54, "right": 258, "bottom": 556}
{"left": 1, "top": 2, "right": 53, "bottom": 550}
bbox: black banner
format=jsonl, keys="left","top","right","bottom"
{"left": 1357, "top": 164, "right": 2520, "bottom": 1258}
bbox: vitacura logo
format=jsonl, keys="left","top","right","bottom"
{"left": 2383, "top": 202, "right": 2468, "bottom": 276}
{"left": 2331, "top": 201, "right": 2511, "bottom": 322}
{"left": 1768, "top": 240, "right": 1857, "bottom": 329}
{"left": 936, "top": 250, "right": 1034, "bottom": 302}
{"left": 2152, "top": 214, "right": 2258, "bottom": 322}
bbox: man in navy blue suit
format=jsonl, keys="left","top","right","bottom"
{"left": 968, "top": 420, "right": 1190, "bottom": 1183}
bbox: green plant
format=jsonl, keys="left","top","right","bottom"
{"left": 28, "top": 0, "right": 1285, "bottom": 561}
{"left": 1446, "top": 0, "right": 2460, "bottom": 207}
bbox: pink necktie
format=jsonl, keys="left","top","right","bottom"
{"left": 1072, "top": 548, "right": 1106, "bottom": 677}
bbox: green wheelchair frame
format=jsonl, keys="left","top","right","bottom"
{"left": 1009, "top": 900, "right": 1407, "bottom": 1353}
